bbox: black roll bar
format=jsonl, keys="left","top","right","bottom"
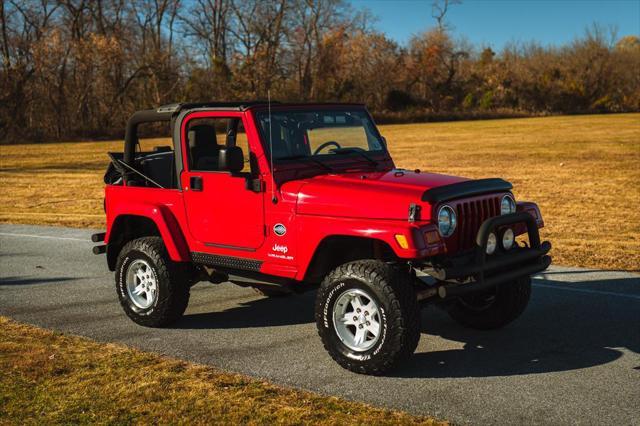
{"left": 123, "top": 108, "right": 176, "bottom": 165}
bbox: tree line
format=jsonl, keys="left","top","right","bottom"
{"left": 1, "top": 0, "right": 639, "bottom": 143}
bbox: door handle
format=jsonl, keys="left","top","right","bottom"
{"left": 190, "top": 176, "right": 203, "bottom": 191}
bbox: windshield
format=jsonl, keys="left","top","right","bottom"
{"left": 256, "top": 109, "right": 385, "bottom": 161}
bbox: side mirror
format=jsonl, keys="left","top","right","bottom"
{"left": 218, "top": 146, "right": 244, "bottom": 173}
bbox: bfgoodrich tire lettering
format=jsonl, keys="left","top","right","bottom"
{"left": 315, "top": 260, "right": 420, "bottom": 375}
{"left": 115, "top": 236, "right": 190, "bottom": 327}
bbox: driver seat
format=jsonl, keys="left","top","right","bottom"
{"left": 188, "top": 125, "right": 222, "bottom": 170}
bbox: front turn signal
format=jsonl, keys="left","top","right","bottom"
{"left": 394, "top": 234, "right": 409, "bottom": 249}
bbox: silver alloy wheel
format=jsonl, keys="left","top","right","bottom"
{"left": 332, "top": 288, "right": 382, "bottom": 352}
{"left": 125, "top": 259, "right": 158, "bottom": 309}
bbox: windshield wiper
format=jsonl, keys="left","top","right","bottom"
{"left": 277, "top": 155, "right": 333, "bottom": 171}
{"left": 330, "top": 147, "right": 379, "bottom": 167}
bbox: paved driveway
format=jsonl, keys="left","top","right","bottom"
{"left": 1, "top": 224, "right": 639, "bottom": 424}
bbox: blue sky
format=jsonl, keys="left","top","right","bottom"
{"left": 348, "top": 0, "right": 640, "bottom": 49}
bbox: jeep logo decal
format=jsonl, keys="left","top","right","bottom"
{"left": 272, "top": 244, "right": 288, "bottom": 254}
{"left": 273, "top": 223, "right": 286, "bottom": 236}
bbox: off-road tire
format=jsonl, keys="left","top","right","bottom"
{"left": 448, "top": 276, "right": 531, "bottom": 330}
{"left": 315, "top": 260, "right": 420, "bottom": 375}
{"left": 115, "top": 236, "right": 190, "bottom": 327}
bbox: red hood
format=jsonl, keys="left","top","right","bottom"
{"left": 288, "top": 169, "right": 468, "bottom": 220}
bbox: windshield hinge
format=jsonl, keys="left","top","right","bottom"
{"left": 409, "top": 203, "right": 421, "bottom": 222}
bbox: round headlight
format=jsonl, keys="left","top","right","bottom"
{"left": 501, "top": 195, "right": 516, "bottom": 215}
{"left": 437, "top": 205, "right": 457, "bottom": 237}
{"left": 486, "top": 232, "right": 497, "bottom": 255}
{"left": 502, "top": 228, "right": 515, "bottom": 251}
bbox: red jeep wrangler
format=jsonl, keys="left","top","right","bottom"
{"left": 93, "top": 102, "right": 551, "bottom": 374}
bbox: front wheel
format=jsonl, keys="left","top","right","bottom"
{"left": 447, "top": 276, "right": 531, "bottom": 330}
{"left": 315, "top": 260, "right": 420, "bottom": 375}
{"left": 115, "top": 236, "right": 190, "bottom": 327}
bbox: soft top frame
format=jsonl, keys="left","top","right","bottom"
{"left": 123, "top": 101, "right": 276, "bottom": 165}
{"left": 123, "top": 101, "right": 368, "bottom": 166}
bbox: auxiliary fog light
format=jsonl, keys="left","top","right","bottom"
{"left": 486, "top": 232, "right": 497, "bottom": 255}
{"left": 502, "top": 228, "right": 515, "bottom": 251}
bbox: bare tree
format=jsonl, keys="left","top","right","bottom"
{"left": 1, "top": 0, "right": 638, "bottom": 143}
{"left": 227, "top": 0, "right": 287, "bottom": 96}
{"left": 431, "top": 0, "right": 461, "bottom": 32}
{"left": 180, "top": 0, "right": 230, "bottom": 68}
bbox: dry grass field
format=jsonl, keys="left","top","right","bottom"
{"left": 1, "top": 113, "right": 638, "bottom": 270}
{"left": 0, "top": 317, "right": 441, "bottom": 425}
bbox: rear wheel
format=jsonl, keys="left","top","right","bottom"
{"left": 447, "top": 276, "right": 531, "bottom": 330}
{"left": 115, "top": 237, "right": 190, "bottom": 327}
{"left": 315, "top": 260, "right": 420, "bottom": 375}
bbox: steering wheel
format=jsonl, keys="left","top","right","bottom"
{"left": 313, "top": 141, "right": 342, "bottom": 155}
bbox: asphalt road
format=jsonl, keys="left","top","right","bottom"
{"left": 1, "top": 224, "right": 639, "bottom": 425}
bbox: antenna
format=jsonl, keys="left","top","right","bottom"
{"left": 268, "top": 90, "right": 277, "bottom": 204}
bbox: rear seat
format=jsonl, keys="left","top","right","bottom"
{"left": 139, "top": 151, "right": 175, "bottom": 188}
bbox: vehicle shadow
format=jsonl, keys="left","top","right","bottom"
{"left": 538, "top": 269, "right": 639, "bottom": 275}
{"left": 393, "top": 276, "right": 640, "bottom": 378}
{"left": 175, "top": 290, "right": 317, "bottom": 329}
{"left": 175, "top": 275, "right": 639, "bottom": 378}
{"left": 0, "top": 276, "right": 80, "bottom": 286}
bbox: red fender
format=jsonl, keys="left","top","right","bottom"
{"left": 105, "top": 202, "right": 190, "bottom": 262}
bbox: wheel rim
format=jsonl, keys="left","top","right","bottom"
{"left": 332, "top": 288, "right": 382, "bottom": 352}
{"left": 125, "top": 259, "right": 158, "bottom": 309}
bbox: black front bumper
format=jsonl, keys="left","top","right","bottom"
{"left": 433, "top": 212, "right": 551, "bottom": 297}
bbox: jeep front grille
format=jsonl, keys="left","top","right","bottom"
{"left": 454, "top": 196, "right": 501, "bottom": 251}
